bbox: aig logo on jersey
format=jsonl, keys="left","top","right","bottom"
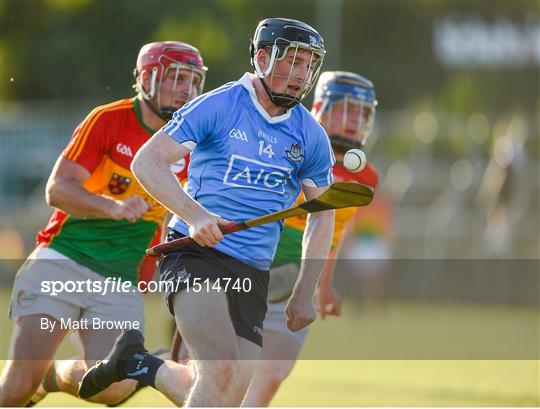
{"left": 223, "top": 155, "right": 292, "bottom": 194}
{"left": 229, "top": 128, "right": 248, "bottom": 142}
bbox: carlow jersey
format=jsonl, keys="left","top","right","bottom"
{"left": 36, "top": 98, "right": 188, "bottom": 283}
{"left": 163, "top": 73, "right": 335, "bottom": 270}
{"left": 273, "top": 162, "right": 379, "bottom": 268}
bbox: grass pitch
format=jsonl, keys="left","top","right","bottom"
{"left": 0, "top": 290, "right": 538, "bottom": 406}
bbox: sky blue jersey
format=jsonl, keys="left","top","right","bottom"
{"left": 162, "top": 73, "right": 335, "bottom": 270}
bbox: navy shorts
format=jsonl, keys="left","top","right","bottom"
{"left": 159, "top": 230, "right": 269, "bottom": 347}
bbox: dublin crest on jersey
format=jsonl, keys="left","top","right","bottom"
{"left": 109, "top": 173, "right": 131, "bottom": 194}
{"left": 286, "top": 143, "right": 304, "bottom": 163}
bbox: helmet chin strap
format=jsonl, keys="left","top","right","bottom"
{"left": 142, "top": 98, "right": 173, "bottom": 121}
{"left": 258, "top": 77, "right": 300, "bottom": 109}
{"left": 159, "top": 107, "right": 176, "bottom": 120}
{"left": 329, "top": 135, "right": 364, "bottom": 154}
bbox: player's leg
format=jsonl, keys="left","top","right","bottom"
{"left": 1, "top": 252, "right": 81, "bottom": 406}
{"left": 242, "top": 329, "right": 302, "bottom": 406}
{"left": 233, "top": 335, "right": 262, "bottom": 406}
{"left": 52, "top": 359, "right": 86, "bottom": 396}
{"left": 50, "top": 271, "right": 146, "bottom": 404}
{"left": 156, "top": 332, "right": 258, "bottom": 406}
{"left": 155, "top": 241, "right": 267, "bottom": 406}
{"left": 159, "top": 286, "right": 259, "bottom": 406}
{"left": 171, "top": 329, "right": 188, "bottom": 363}
{"left": 78, "top": 242, "right": 266, "bottom": 406}
{"left": 152, "top": 354, "right": 194, "bottom": 404}
{"left": 242, "top": 300, "right": 305, "bottom": 407}
{"left": 77, "top": 287, "right": 233, "bottom": 406}
{"left": 76, "top": 328, "right": 139, "bottom": 404}
{"left": 74, "top": 284, "right": 147, "bottom": 404}
{"left": 0, "top": 314, "right": 68, "bottom": 406}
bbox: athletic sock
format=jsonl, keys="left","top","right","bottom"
{"left": 42, "top": 362, "right": 60, "bottom": 393}
{"left": 123, "top": 352, "right": 165, "bottom": 388}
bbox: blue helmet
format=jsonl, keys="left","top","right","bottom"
{"left": 313, "top": 71, "right": 377, "bottom": 151}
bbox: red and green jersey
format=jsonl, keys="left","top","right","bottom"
{"left": 36, "top": 98, "right": 188, "bottom": 283}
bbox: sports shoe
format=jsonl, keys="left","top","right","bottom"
{"left": 79, "top": 329, "right": 146, "bottom": 399}
{"left": 105, "top": 348, "right": 169, "bottom": 407}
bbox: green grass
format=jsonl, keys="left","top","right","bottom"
{"left": 1, "top": 291, "right": 538, "bottom": 406}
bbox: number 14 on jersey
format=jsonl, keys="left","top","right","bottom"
{"left": 258, "top": 140, "right": 275, "bottom": 159}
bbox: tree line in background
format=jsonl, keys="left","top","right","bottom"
{"left": 1, "top": 0, "right": 538, "bottom": 114}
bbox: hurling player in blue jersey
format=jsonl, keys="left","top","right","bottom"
{"left": 79, "top": 18, "right": 335, "bottom": 406}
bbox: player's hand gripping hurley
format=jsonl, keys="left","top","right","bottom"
{"left": 146, "top": 182, "right": 374, "bottom": 256}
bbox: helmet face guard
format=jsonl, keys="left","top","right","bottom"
{"left": 313, "top": 72, "right": 377, "bottom": 153}
{"left": 134, "top": 42, "right": 207, "bottom": 120}
{"left": 153, "top": 60, "right": 206, "bottom": 120}
{"left": 250, "top": 18, "right": 326, "bottom": 109}
{"left": 253, "top": 40, "right": 325, "bottom": 109}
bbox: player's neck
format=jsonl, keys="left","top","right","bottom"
{"left": 137, "top": 96, "right": 166, "bottom": 132}
{"left": 251, "top": 76, "right": 287, "bottom": 117}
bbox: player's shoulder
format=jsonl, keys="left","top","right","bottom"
{"left": 293, "top": 103, "right": 328, "bottom": 137}
{"left": 293, "top": 102, "right": 316, "bottom": 122}
{"left": 88, "top": 98, "right": 134, "bottom": 116}
{"left": 83, "top": 98, "right": 134, "bottom": 125}
{"left": 178, "top": 80, "right": 242, "bottom": 115}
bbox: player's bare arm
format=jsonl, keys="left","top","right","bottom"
{"left": 160, "top": 211, "right": 173, "bottom": 242}
{"left": 46, "top": 156, "right": 150, "bottom": 222}
{"left": 131, "top": 130, "right": 227, "bottom": 247}
{"left": 286, "top": 184, "right": 335, "bottom": 332}
{"left": 316, "top": 218, "right": 354, "bottom": 319}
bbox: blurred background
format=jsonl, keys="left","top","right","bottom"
{"left": 2, "top": 0, "right": 538, "bottom": 289}
{"left": 0, "top": 0, "right": 539, "bottom": 405}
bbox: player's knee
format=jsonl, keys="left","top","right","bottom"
{"left": 216, "top": 359, "right": 240, "bottom": 380}
{"left": 201, "top": 360, "right": 240, "bottom": 392}
{"left": 232, "top": 360, "right": 259, "bottom": 394}
{"left": 263, "top": 362, "right": 293, "bottom": 391}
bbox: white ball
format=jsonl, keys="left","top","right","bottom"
{"left": 343, "top": 149, "right": 367, "bottom": 173}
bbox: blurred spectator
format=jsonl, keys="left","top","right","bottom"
{"left": 477, "top": 116, "right": 529, "bottom": 257}
{"left": 341, "top": 192, "right": 393, "bottom": 306}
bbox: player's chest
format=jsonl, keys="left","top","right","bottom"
{"left": 209, "top": 119, "right": 306, "bottom": 193}
{"left": 107, "top": 129, "right": 148, "bottom": 168}
{"left": 215, "top": 119, "right": 305, "bottom": 170}
{"left": 106, "top": 132, "right": 188, "bottom": 181}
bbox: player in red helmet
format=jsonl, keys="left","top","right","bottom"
{"left": 134, "top": 41, "right": 207, "bottom": 121}
{"left": 0, "top": 41, "right": 205, "bottom": 406}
